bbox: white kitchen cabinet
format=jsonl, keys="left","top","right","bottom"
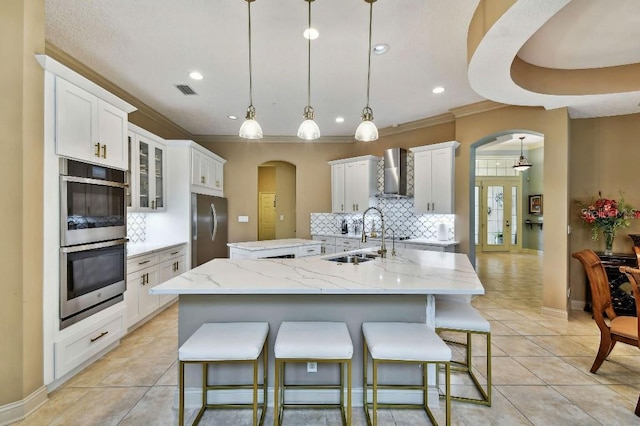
{"left": 312, "top": 235, "right": 337, "bottom": 255}
{"left": 55, "top": 76, "right": 129, "bottom": 170}
{"left": 192, "top": 149, "right": 224, "bottom": 194}
{"left": 328, "top": 155, "right": 380, "bottom": 214}
{"left": 54, "top": 305, "right": 125, "bottom": 379}
{"left": 127, "top": 124, "right": 167, "bottom": 212}
{"left": 410, "top": 141, "right": 460, "bottom": 214}
{"left": 125, "top": 244, "right": 185, "bottom": 329}
{"left": 335, "top": 237, "right": 361, "bottom": 252}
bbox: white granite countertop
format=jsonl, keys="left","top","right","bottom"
{"left": 312, "top": 233, "right": 459, "bottom": 247}
{"left": 151, "top": 247, "right": 484, "bottom": 296}
{"left": 127, "top": 241, "right": 187, "bottom": 258}
{"left": 227, "top": 238, "right": 319, "bottom": 251}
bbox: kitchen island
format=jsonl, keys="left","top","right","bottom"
{"left": 151, "top": 248, "right": 484, "bottom": 407}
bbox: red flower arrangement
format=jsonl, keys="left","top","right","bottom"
{"left": 579, "top": 193, "right": 640, "bottom": 253}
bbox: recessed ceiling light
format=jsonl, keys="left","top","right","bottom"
{"left": 432, "top": 86, "right": 445, "bottom": 94}
{"left": 227, "top": 115, "right": 238, "bottom": 120}
{"left": 303, "top": 28, "right": 319, "bottom": 40}
{"left": 335, "top": 117, "right": 345, "bottom": 123}
{"left": 372, "top": 43, "right": 389, "bottom": 55}
{"left": 189, "top": 71, "right": 204, "bottom": 81}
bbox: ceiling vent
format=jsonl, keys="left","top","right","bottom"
{"left": 176, "top": 84, "right": 197, "bottom": 95}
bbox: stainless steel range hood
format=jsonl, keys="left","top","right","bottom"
{"left": 380, "top": 147, "right": 408, "bottom": 197}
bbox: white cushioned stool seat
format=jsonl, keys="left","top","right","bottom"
{"left": 362, "top": 322, "right": 452, "bottom": 426}
{"left": 274, "top": 321, "right": 353, "bottom": 426}
{"left": 275, "top": 321, "right": 353, "bottom": 359}
{"left": 435, "top": 295, "right": 492, "bottom": 407}
{"left": 362, "top": 322, "right": 451, "bottom": 361}
{"left": 435, "top": 299, "right": 490, "bottom": 332}
{"left": 179, "top": 322, "right": 269, "bottom": 361}
{"left": 178, "top": 322, "right": 269, "bottom": 426}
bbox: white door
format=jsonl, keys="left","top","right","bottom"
{"left": 478, "top": 178, "right": 522, "bottom": 252}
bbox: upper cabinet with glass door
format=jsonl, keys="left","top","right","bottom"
{"left": 127, "top": 124, "right": 167, "bottom": 212}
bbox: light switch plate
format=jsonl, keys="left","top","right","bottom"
{"left": 238, "top": 216, "right": 249, "bottom": 223}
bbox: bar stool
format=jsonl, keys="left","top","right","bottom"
{"left": 178, "top": 322, "right": 269, "bottom": 426}
{"left": 435, "top": 295, "right": 491, "bottom": 406}
{"left": 274, "top": 321, "right": 353, "bottom": 426}
{"left": 362, "top": 322, "right": 451, "bottom": 426}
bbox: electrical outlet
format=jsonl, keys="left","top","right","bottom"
{"left": 307, "top": 362, "right": 317, "bottom": 373}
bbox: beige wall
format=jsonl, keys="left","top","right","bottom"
{"left": 275, "top": 162, "right": 296, "bottom": 239}
{"left": 569, "top": 113, "right": 640, "bottom": 303}
{"left": 455, "top": 106, "right": 570, "bottom": 312}
{"left": 0, "top": 0, "right": 45, "bottom": 405}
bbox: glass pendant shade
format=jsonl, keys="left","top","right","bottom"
{"left": 239, "top": 105, "right": 262, "bottom": 139}
{"left": 355, "top": 119, "right": 378, "bottom": 142}
{"left": 355, "top": 106, "right": 378, "bottom": 142}
{"left": 297, "top": 105, "right": 320, "bottom": 140}
{"left": 297, "top": 119, "right": 321, "bottom": 140}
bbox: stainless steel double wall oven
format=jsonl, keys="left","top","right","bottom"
{"left": 60, "top": 159, "right": 127, "bottom": 329}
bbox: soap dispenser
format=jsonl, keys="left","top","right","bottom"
{"left": 341, "top": 219, "right": 348, "bottom": 234}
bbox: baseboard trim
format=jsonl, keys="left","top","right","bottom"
{"left": 541, "top": 306, "right": 569, "bottom": 320}
{"left": 177, "top": 386, "right": 441, "bottom": 410}
{"left": 0, "top": 386, "right": 48, "bottom": 426}
{"left": 521, "top": 248, "right": 543, "bottom": 255}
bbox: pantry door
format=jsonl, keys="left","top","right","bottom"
{"left": 478, "top": 178, "right": 522, "bottom": 252}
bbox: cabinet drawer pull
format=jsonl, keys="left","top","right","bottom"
{"left": 94, "top": 142, "right": 101, "bottom": 157}
{"left": 90, "top": 331, "right": 109, "bottom": 343}
{"left": 138, "top": 260, "right": 151, "bottom": 265}
{"left": 101, "top": 144, "right": 107, "bottom": 159}
{"left": 170, "top": 251, "right": 179, "bottom": 255}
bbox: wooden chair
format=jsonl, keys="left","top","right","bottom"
{"left": 571, "top": 249, "right": 640, "bottom": 374}
{"left": 618, "top": 265, "right": 640, "bottom": 417}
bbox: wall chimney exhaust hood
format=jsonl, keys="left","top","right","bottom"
{"left": 380, "top": 147, "right": 408, "bottom": 197}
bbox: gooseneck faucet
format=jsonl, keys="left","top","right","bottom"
{"left": 361, "top": 207, "right": 386, "bottom": 258}
{"left": 386, "top": 228, "right": 396, "bottom": 256}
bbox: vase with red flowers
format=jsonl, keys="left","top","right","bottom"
{"left": 579, "top": 192, "right": 640, "bottom": 255}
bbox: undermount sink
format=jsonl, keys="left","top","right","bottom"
{"left": 325, "top": 252, "right": 378, "bottom": 264}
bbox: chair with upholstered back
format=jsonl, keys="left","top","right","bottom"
{"left": 572, "top": 249, "right": 639, "bottom": 374}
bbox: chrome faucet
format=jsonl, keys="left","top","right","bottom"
{"left": 361, "top": 207, "right": 386, "bottom": 258}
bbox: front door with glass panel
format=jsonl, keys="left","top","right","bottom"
{"left": 477, "top": 178, "right": 522, "bottom": 252}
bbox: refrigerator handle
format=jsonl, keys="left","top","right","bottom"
{"left": 210, "top": 203, "right": 217, "bottom": 241}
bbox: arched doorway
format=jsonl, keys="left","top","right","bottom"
{"left": 468, "top": 130, "right": 544, "bottom": 263}
{"left": 257, "top": 161, "right": 296, "bottom": 240}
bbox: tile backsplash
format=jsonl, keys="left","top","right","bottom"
{"left": 311, "top": 153, "right": 455, "bottom": 240}
{"left": 127, "top": 213, "right": 146, "bottom": 243}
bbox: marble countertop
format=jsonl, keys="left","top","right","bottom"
{"left": 127, "top": 241, "right": 187, "bottom": 258}
{"left": 227, "top": 238, "right": 319, "bottom": 251}
{"left": 151, "top": 247, "right": 484, "bottom": 296}
{"left": 312, "top": 233, "right": 459, "bottom": 247}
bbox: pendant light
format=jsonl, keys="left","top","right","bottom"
{"left": 355, "top": 0, "right": 379, "bottom": 142}
{"left": 513, "top": 136, "right": 532, "bottom": 172}
{"left": 239, "top": 0, "right": 263, "bottom": 139}
{"left": 297, "top": 0, "right": 321, "bottom": 140}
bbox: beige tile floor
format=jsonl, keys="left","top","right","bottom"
{"left": 15, "top": 252, "right": 640, "bottom": 425}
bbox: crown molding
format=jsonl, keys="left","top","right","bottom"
{"left": 378, "top": 113, "right": 455, "bottom": 137}
{"left": 44, "top": 42, "right": 193, "bottom": 139}
{"left": 449, "top": 100, "right": 509, "bottom": 118}
{"left": 193, "top": 134, "right": 354, "bottom": 144}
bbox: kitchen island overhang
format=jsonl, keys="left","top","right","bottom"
{"left": 151, "top": 248, "right": 485, "bottom": 408}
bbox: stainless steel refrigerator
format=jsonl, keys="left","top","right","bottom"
{"left": 191, "top": 193, "right": 228, "bottom": 267}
